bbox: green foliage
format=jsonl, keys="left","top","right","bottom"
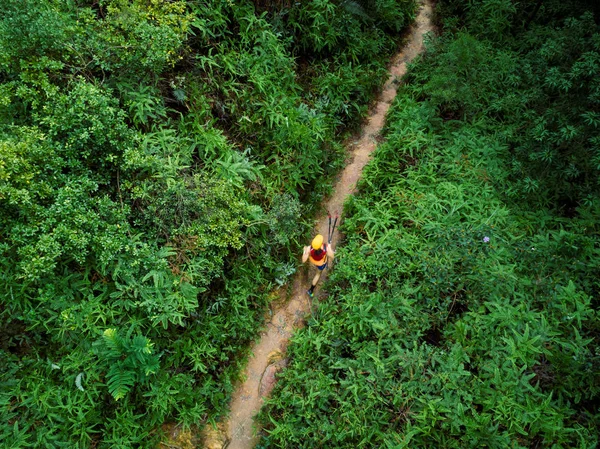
{"left": 0, "top": 0, "right": 191, "bottom": 80}
{"left": 413, "top": 1, "right": 600, "bottom": 207}
{"left": 260, "top": 95, "right": 600, "bottom": 449}
{"left": 118, "top": 82, "right": 168, "bottom": 129}
{"left": 0, "top": 0, "right": 415, "bottom": 446}
{"left": 259, "top": 2, "right": 600, "bottom": 446}
{"left": 275, "top": 0, "right": 416, "bottom": 56}
{"left": 94, "top": 328, "right": 160, "bottom": 401}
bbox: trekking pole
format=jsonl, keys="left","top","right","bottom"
{"left": 329, "top": 212, "right": 338, "bottom": 244}
{"left": 327, "top": 212, "right": 331, "bottom": 243}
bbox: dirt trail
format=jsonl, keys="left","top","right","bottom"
{"left": 204, "top": 2, "right": 434, "bottom": 448}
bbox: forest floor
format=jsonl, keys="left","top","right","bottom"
{"left": 196, "top": 1, "right": 435, "bottom": 448}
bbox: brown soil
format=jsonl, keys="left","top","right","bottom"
{"left": 200, "top": 2, "right": 435, "bottom": 448}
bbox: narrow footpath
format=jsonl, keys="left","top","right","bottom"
{"left": 204, "top": 2, "right": 434, "bottom": 447}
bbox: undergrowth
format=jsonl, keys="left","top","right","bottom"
{"left": 258, "top": 1, "right": 600, "bottom": 447}
{"left": 0, "top": 0, "right": 416, "bottom": 447}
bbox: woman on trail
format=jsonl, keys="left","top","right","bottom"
{"left": 302, "top": 234, "right": 335, "bottom": 297}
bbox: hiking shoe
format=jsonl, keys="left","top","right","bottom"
{"left": 307, "top": 289, "right": 314, "bottom": 298}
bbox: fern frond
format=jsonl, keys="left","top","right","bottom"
{"left": 107, "top": 364, "right": 136, "bottom": 401}
{"left": 132, "top": 335, "right": 153, "bottom": 354}
{"left": 102, "top": 328, "right": 123, "bottom": 357}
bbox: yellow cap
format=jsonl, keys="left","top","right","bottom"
{"left": 311, "top": 234, "right": 324, "bottom": 250}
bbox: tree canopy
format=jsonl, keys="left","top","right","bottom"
{"left": 0, "top": 0, "right": 416, "bottom": 447}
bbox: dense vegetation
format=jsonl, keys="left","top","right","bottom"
{"left": 0, "top": 0, "right": 417, "bottom": 447}
{"left": 259, "top": 0, "right": 600, "bottom": 447}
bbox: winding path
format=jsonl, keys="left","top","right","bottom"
{"left": 203, "top": 2, "right": 434, "bottom": 447}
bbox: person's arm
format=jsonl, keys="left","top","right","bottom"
{"left": 302, "top": 246, "right": 310, "bottom": 263}
{"left": 326, "top": 244, "right": 335, "bottom": 262}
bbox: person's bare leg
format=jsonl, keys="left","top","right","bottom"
{"left": 308, "top": 271, "right": 322, "bottom": 297}
{"left": 311, "top": 271, "right": 321, "bottom": 288}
